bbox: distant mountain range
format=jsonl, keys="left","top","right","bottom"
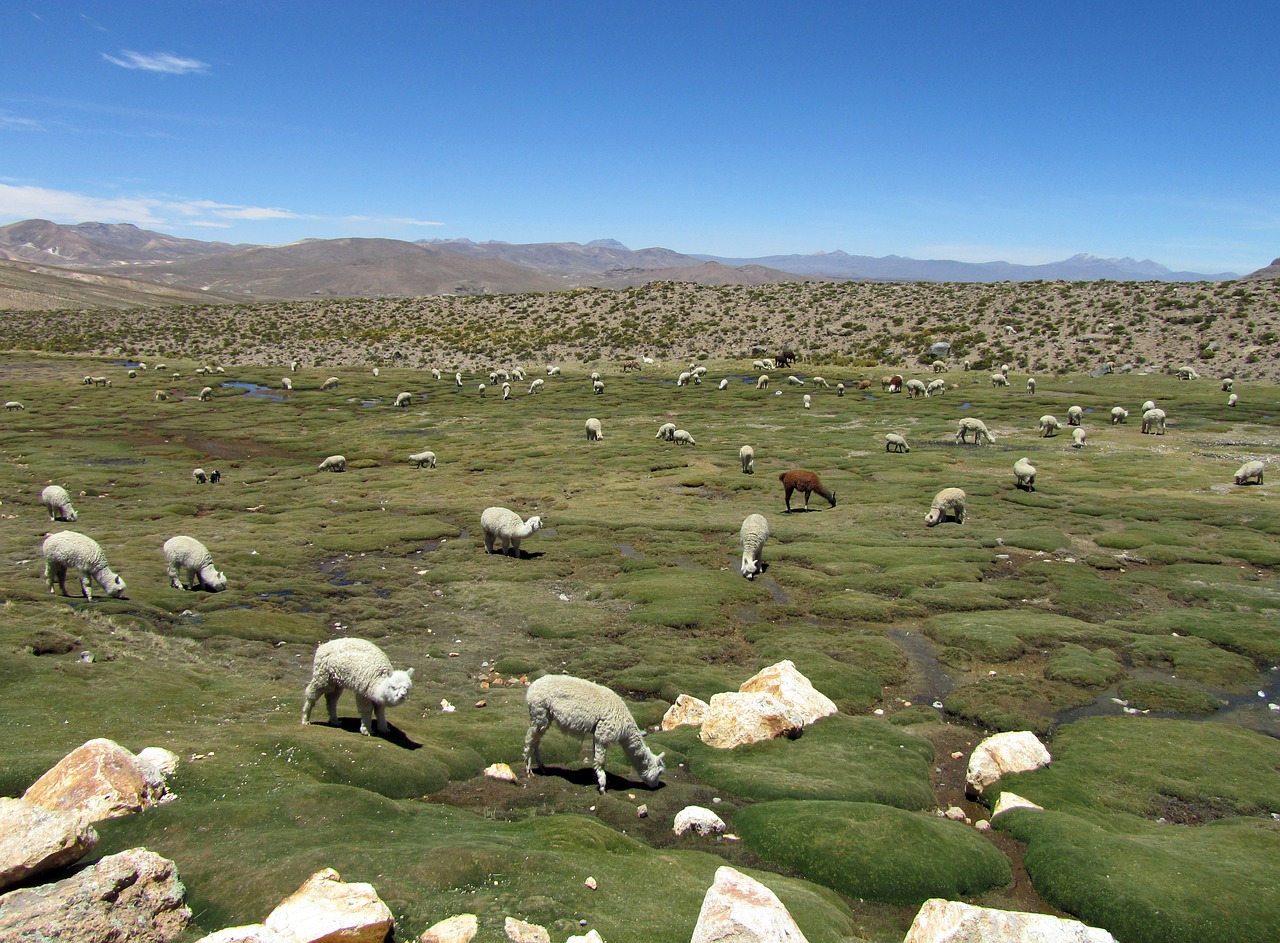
{"left": 0, "top": 219, "right": 1262, "bottom": 310}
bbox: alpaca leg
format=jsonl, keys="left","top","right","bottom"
{"left": 325, "top": 689, "right": 341, "bottom": 725}
{"left": 356, "top": 695, "right": 374, "bottom": 736}
{"left": 79, "top": 572, "right": 94, "bottom": 601}
{"left": 592, "top": 738, "right": 609, "bottom": 793}
{"left": 46, "top": 560, "right": 65, "bottom": 596}
{"left": 374, "top": 701, "right": 388, "bottom": 734}
{"left": 510, "top": 538, "right": 521, "bottom": 558}
{"left": 483, "top": 530, "right": 496, "bottom": 554}
{"left": 301, "top": 682, "right": 320, "bottom": 725}
{"left": 524, "top": 717, "right": 549, "bottom": 775}
{"left": 167, "top": 559, "right": 183, "bottom": 590}
{"left": 783, "top": 485, "right": 793, "bottom": 511}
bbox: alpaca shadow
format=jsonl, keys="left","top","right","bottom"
{"left": 321, "top": 718, "right": 422, "bottom": 749}
{"left": 532, "top": 764, "right": 664, "bottom": 793}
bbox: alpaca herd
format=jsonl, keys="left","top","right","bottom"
{"left": 19, "top": 354, "right": 1270, "bottom": 803}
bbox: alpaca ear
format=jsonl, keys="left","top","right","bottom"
{"left": 406, "top": 667, "right": 415, "bottom": 679}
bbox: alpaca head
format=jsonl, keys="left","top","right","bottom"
{"left": 203, "top": 568, "right": 228, "bottom": 592}
{"left": 741, "top": 556, "right": 762, "bottom": 580}
{"left": 103, "top": 572, "right": 127, "bottom": 598}
{"left": 376, "top": 668, "right": 415, "bottom": 706}
{"left": 525, "top": 516, "right": 544, "bottom": 533}
{"left": 642, "top": 751, "right": 666, "bottom": 788}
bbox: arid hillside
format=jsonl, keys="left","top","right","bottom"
{"left": 3, "top": 277, "right": 1278, "bottom": 383}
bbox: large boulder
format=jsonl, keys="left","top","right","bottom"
{"left": 0, "top": 797, "right": 98, "bottom": 892}
{"left": 0, "top": 847, "right": 191, "bottom": 943}
{"left": 262, "top": 868, "right": 393, "bottom": 943}
{"left": 966, "top": 731, "right": 1051, "bottom": 796}
{"left": 23, "top": 738, "right": 172, "bottom": 823}
{"left": 196, "top": 927, "right": 288, "bottom": 943}
{"left": 698, "top": 692, "right": 806, "bottom": 749}
{"left": 903, "top": 898, "right": 1116, "bottom": 942}
{"left": 690, "top": 866, "right": 809, "bottom": 943}
{"left": 738, "top": 661, "right": 837, "bottom": 726}
{"left": 660, "top": 694, "right": 709, "bottom": 731}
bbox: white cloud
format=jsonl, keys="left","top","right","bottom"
{"left": 342, "top": 214, "right": 444, "bottom": 227}
{"left": 0, "top": 183, "right": 444, "bottom": 233}
{"left": 102, "top": 51, "right": 209, "bottom": 75}
{"left": 0, "top": 112, "right": 43, "bottom": 131}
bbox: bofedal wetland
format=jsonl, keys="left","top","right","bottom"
{"left": 1, "top": 287, "right": 1278, "bottom": 943}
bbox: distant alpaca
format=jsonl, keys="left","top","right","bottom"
{"left": 524, "top": 674, "right": 665, "bottom": 793}
{"left": 779, "top": 470, "right": 836, "bottom": 512}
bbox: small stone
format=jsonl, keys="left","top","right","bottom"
{"left": 440, "top": 699, "right": 456, "bottom": 712}
{"left": 992, "top": 791, "right": 1045, "bottom": 817}
{"left": 637, "top": 805, "right": 649, "bottom": 818}
{"left": 584, "top": 876, "right": 597, "bottom": 890}
{"left": 873, "top": 708, "right": 884, "bottom": 715}
{"left": 944, "top": 806, "right": 966, "bottom": 821}
{"left": 565, "top": 932, "right": 604, "bottom": 943}
{"left": 975, "top": 820, "right": 992, "bottom": 831}
{"left": 950, "top": 751, "right": 964, "bottom": 760}
{"left": 474, "top": 700, "right": 487, "bottom": 708}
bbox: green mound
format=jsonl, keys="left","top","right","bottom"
{"left": 736, "top": 800, "right": 1011, "bottom": 906}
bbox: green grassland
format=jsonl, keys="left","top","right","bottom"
{"left": 1, "top": 337, "right": 1278, "bottom": 943}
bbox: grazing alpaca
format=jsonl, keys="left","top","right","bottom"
{"left": 524, "top": 675, "right": 665, "bottom": 793}
{"left": 779, "top": 470, "right": 836, "bottom": 512}
{"left": 480, "top": 506, "right": 544, "bottom": 557}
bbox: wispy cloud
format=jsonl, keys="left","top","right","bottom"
{"left": 0, "top": 183, "right": 443, "bottom": 233}
{"left": 102, "top": 51, "right": 209, "bottom": 75}
{"left": 0, "top": 111, "right": 43, "bottom": 131}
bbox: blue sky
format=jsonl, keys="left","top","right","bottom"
{"left": 2, "top": 2, "right": 1276, "bottom": 274}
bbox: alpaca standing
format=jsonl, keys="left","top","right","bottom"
{"left": 778, "top": 470, "right": 836, "bottom": 512}
{"left": 524, "top": 674, "right": 665, "bottom": 793}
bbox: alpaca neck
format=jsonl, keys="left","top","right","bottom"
{"left": 619, "top": 728, "right": 655, "bottom": 767}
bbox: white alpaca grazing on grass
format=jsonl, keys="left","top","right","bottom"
{"left": 524, "top": 674, "right": 665, "bottom": 793}
{"left": 480, "top": 506, "right": 544, "bottom": 557}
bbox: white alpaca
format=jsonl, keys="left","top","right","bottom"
{"left": 739, "top": 513, "right": 769, "bottom": 580}
{"left": 163, "top": 536, "right": 227, "bottom": 592}
{"left": 302, "top": 638, "right": 414, "bottom": 737}
{"left": 585, "top": 418, "right": 604, "bottom": 441}
{"left": 524, "top": 674, "right": 665, "bottom": 793}
{"left": 739, "top": 445, "right": 755, "bottom": 474}
{"left": 42, "top": 531, "right": 126, "bottom": 601}
{"left": 480, "top": 506, "right": 544, "bottom": 557}
{"left": 40, "top": 485, "right": 78, "bottom": 522}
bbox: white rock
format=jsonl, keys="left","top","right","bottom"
{"left": 673, "top": 806, "right": 727, "bottom": 837}
{"left": 944, "top": 806, "right": 966, "bottom": 821}
{"left": 263, "top": 868, "right": 393, "bottom": 943}
{"left": 419, "top": 913, "right": 478, "bottom": 943}
{"left": 196, "top": 926, "right": 289, "bottom": 943}
{"left": 698, "top": 692, "right": 806, "bottom": 749}
{"left": 483, "top": 763, "right": 518, "bottom": 783}
{"left": 660, "top": 694, "right": 710, "bottom": 731}
{"left": 966, "top": 731, "right": 1051, "bottom": 795}
{"left": 690, "top": 866, "right": 809, "bottom": 943}
{"left": 503, "top": 916, "right": 550, "bottom": 943}
{"left": 992, "top": 791, "right": 1045, "bottom": 818}
{"left": 903, "top": 898, "right": 1116, "bottom": 943}
{"left": 565, "top": 932, "right": 605, "bottom": 943}
{"left": 738, "top": 660, "right": 837, "bottom": 726}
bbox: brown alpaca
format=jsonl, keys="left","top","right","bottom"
{"left": 779, "top": 470, "right": 836, "bottom": 512}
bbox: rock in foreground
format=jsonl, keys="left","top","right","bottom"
{"left": 0, "top": 797, "right": 99, "bottom": 892}
{"left": 903, "top": 898, "right": 1116, "bottom": 942}
{"left": 966, "top": 731, "right": 1051, "bottom": 796}
{"left": 690, "top": 866, "right": 809, "bottom": 943}
{"left": 0, "top": 848, "right": 190, "bottom": 943}
{"left": 23, "top": 738, "right": 173, "bottom": 823}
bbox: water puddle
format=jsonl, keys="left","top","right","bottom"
{"left": 222, "top": 381, "right": 284, "bottom": 401}
{"left": 617, "top": 543, "right": 644, "bottom": 559}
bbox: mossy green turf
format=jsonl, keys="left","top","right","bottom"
{"left": 736, "top": 800, "right": 1011, "bottom": 906}
{"left": 2, "top": 351, "right": 1279, "bottom": 942}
